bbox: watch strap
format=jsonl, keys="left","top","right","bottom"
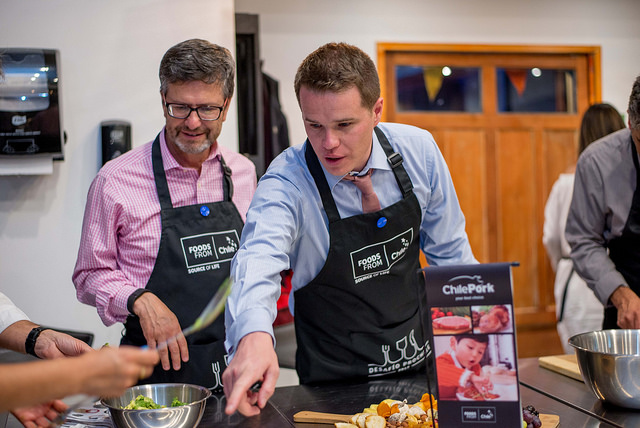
{"left": 25, "top": 326, "right": 49, "bottom": 358}
{"left": 127, "top": 289, "right": 150, "bottom": 314}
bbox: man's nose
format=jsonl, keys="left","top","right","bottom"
{"left": 184, "top": 109, "right": 202, "bottom": 127}
{"left": 322, "top": 129, "right": 339, "bottom": 150}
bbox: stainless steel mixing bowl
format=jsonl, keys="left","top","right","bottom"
{"left": 101, "top": 383, "right": 211, "bottom": 428}
{"left": 569, "top": 329, "right": 640, "bottom": 409}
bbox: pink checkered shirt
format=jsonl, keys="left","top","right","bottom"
{"left": 72, "top": 130, "right": 257, "bottom": 326}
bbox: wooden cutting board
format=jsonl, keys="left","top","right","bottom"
{"left": 538, "top": 354, "right": 584, "bottom": 382}
{"left": 293, "top": 410, "right": 560, "bottom": 427}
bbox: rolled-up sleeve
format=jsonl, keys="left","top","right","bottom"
{"left": 72, "top": 175, "right": 138, "bottom": 325}
{"left": 566, "top": 155, "right": 627, "bottom": 304}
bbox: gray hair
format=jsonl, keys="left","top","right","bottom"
{"left": 159, "top": 39, "right": 235, "bottom": 100}
{"left": 629, "top": 75, "right": 640, "bottom": 130}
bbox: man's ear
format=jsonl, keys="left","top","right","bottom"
{"left": 372, "top": 97, "right": 384, "bottom": 126}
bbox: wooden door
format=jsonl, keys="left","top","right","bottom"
{"left": 378, "top": 43, "right": 600, "bottom": 357}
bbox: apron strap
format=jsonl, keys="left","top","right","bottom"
{"left": 305, "top": 140, "right": 341, "bottom": 223}
{"left": 152, "top": 134, "right": 173, "bottom": 211}
{"left": 374, "top": 127, "right": 413, "bottom": 198}
{"left": 152, "top": 133, "right": 235, "bottom": 210}
{"left": 557, "top": 267, "right": 574, "bottom": 323}
{"left": 218, "top": 153, "right": 234, "bottom": 201}
{"left": 304, "top": 126, "right": 414, "bottom": 224}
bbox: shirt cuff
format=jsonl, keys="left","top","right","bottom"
{"left": 225, "top": 307, "right": 275, "bottom": 360}
{"left": 600, "top": 270, "right": 629, "bottom": 305}
{"left": 127, "top": 288, "right": 150, "bottom": 314}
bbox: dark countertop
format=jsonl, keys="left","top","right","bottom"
{"left": 519, "top": 356, "right": 640, "bottom": 428}
{"left": 0, "top": 355, "right": 628, "bottom": 428}
{"left": 197, "top": 370, "right": 614, "bottom": 427}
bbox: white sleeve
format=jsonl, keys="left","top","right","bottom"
{"left": 0, "top": 292, "right": 30, "bottom": 333}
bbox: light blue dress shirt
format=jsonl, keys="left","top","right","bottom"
{"left": 225, "top": 122, "right": 477, "bottom": 355}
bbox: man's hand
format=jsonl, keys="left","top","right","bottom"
{"left": 35, "top": 329, "right": 93, "bottom": 359}
{"left": 132, "top": 293, "right": 188, "bottom": 371}
{"left": 223, "top": 332, "right": 279, "bottom": 417}
{"left": 11, "top": 400, "right": 67, "bottom": 428}
{"left": 610, "top": 286, "right": 640, "bottom": 328}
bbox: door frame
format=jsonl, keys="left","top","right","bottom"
{"left": 377, "top": 43, "right": 601, "bottom": 122}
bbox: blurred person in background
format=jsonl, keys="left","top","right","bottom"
{"left": 543, "top": 103, "right": 625, "bottom": 353}
{"left": 567, "top": 75, "right": 640, "bottom": 330}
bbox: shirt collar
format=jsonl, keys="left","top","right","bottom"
{"left": 324, "top": 129, "right": 391, "bottom": 189}
{"left": 159, "top": 128, "right": 221, "bottom": 171}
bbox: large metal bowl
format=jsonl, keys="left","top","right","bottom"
{"left": 569, "top": 329, "right": 640, "bottom": 409}
{"left": 101, "top": 383, "right": 211, "bottom": 428}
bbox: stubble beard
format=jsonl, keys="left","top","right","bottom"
{"left": 173, "top": 127, "right": 215, "bottom": 154}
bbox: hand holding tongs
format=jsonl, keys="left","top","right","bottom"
{"left": 51, "top": 278, "right": 233, "bottom": 426}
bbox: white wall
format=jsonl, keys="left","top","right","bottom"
{"left": 1, "top": 0, "right": 639, "bottom": 350}
{"left": 236, "top": 0, "right": 640, "bottom": 147}
{"left": 0, "top": 0, "right": 236, "bottom": 348}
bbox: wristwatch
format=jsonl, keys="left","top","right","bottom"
{"left": 25, "top": 326, "right": 49, "bottom": 358}
{"left": 127, "top": 288, "right": 151, "bottom": 314}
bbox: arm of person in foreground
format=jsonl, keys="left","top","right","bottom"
{"left": 0, "top": 345, "right": 159, "bottom": 413}
{"left": 0, "top": 320, "right": 92, "bottom": 358}
{"left": 222, "top": 332, "right": 279, "bottom": 417}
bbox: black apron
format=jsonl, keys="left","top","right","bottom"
{"left": 294, "top": 127, "right": 428, "bottom": 384}
{"left": 604, "top": 136, "right": 640, "bottom": 329}
{"left": 121, "top": 134, "right": 244, "bottom": 390}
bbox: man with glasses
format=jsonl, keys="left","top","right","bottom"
{"left": 72, "top": 39, "right": 256, "bottom": 388}
{"left": 567, "top": 74, "right": 640, "bottom": 331}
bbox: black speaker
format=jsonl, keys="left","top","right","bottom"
{"left": 101, "top": 120, "right": 131, "bottom": 166}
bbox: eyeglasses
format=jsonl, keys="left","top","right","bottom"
{"left": 164, "top": 101, "right": 226, "bottom": 121}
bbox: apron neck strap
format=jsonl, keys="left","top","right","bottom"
{"left": 219, "top": 153, "right": 234, "bottom": 201}
{"left": 152, "top": 134, "right": 173, "bottom": 211}
{"left": 374, "top": 127, "right": 413, "bottom": 198}
{"left": 305, "top": 140, "right": 341, "bottom": 223}
{"left": 304, "top": 126, "right": 413, "bottom": 223}
{"left": 152, "top": 134, "right": 234, "bottom": 210}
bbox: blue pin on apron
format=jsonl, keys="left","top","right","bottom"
{"left": 295, "top": 127, "right": 428, "bottom": 384}
{"left": 121, "top": 134, "right": 244, "bottom": 391}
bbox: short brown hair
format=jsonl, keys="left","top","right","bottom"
{"left": 159, "top": 39, "right": 235, "bottom": 100}
{"left": 294, "top": 42, "right": 380, "bottom": 109}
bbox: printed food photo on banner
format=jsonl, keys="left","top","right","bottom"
{"left": 434, "top": 333, "right": 518, "bottom": 402}
{"left": 431, "top": 306, "right": 472, "bottom": 335}
{"left": 471, "top": 304, "right": 513, "bottom": 334}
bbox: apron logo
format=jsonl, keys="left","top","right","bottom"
{"left": 350, "top": 229, "right": 413, "bottom": 284}
{"left": 181, "top": 230, "right": 240, "bottom": 274}
{"left": 368, "top": 329, "right": 427, "bottom": 377}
